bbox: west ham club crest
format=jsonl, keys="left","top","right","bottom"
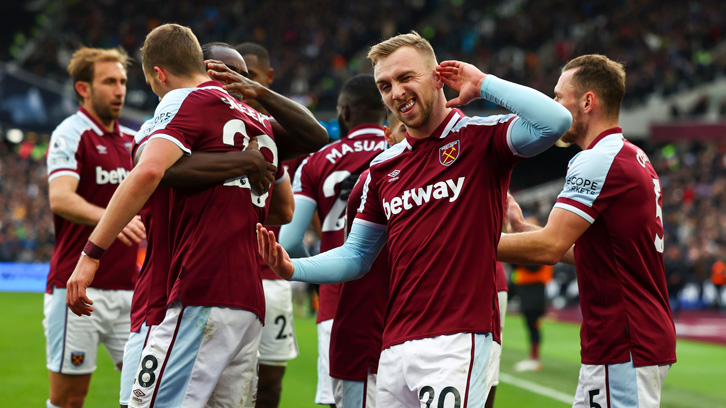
{"left": 71, "top": 351, "right": 85, "bottom": 367}
{"left": 439, "top": 140, "right": 460, "bottom": 166}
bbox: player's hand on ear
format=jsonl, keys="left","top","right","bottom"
{"left": 66, "top": 255, "right": 98, "bottom": 316}
{"left": 256, "top": 223, "right": 295, "bottom": 280}
{"left": 436, "top": 61, "right": 486, "bottom": 108}
{"left": 206, "top": 60, "right": 263, "bottom": 101}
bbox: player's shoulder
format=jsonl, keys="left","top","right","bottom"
{"left": 133, "top": 118, "right": 156, "bottom": 145}
{"left": 51, "top": 111, "right": 97, "bottom": 142}
{"left": 452, "top": 113, "right": 517, "bottom": 134}
{"left": 370, "top": 140, "right": 408, "bottom": 168}
{"left": 567, "top": 135, "right": 625, "bottom": 178}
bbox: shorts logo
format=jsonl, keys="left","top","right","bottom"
{"left": 133, "top": 389, "right": 146, "bottom": 397}
{"left": 70, "top": 351, "right": 85, "bottom": 367}
{"left": 439, "top": 140, "right": 460, "bottom": 166}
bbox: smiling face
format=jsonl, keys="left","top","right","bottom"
{"left": 87, "top": 61, "right": 127, "bottom": 123}
{"left": 374, "top": 46, "right": 439, "bottom": 132}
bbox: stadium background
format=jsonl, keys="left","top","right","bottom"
{"left": 0, "top": 1, "right": 725, "bottom": 407}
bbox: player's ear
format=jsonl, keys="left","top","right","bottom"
{"left": 74, "top": 81, "right": 91, "bottom": 101}
{"left": 433, "top": 67, "right": 445, "bottom": 90}
{"left": 267, "top": 68, "right": 275, "bottom": 86}
{"left": 154, "top": 66, "right": 167, "bottom": 86}
{"left": 383, "top": 126, "right": 395, "bottom": 145}
{"left": 582, "top": 91, "right": 595, "bottom": 113}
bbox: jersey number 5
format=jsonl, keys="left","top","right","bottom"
{"left": 222, "top": 119, "right": 278, "bottom": 208}
{"left": 652, "top": 178, "right": 664, "bottom": 253}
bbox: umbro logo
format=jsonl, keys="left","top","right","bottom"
{"left": 133, "top": 389, "right": 146, "bottom": 397}
{"left": 388, "top": 169, "right": 401, "bottom": 182}
{"left": 96, "top": 144, "right": 108, "bottom": 154}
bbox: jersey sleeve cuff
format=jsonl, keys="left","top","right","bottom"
{"left": 48, "top": 170, "right": 80, "bottom": 182}
{"left": 293, "top": 194, "right": 317, "bottom": 206}
{"left": 149, "top": 134, "right": 191, "bottom": 156}
{"left": 554, "top": 199, "right": 596, "bottom": 224}
{"left": 353, "top": 217, "right": 387, "bottom": 231}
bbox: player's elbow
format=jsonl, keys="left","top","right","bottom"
{"left": 550, "top": 106, "right": 573, "bottom": 138}
{"left": 134, "top": 163, "right": 166, "bottom": 186}
{"left": 308, "top": 123, "right": 329, "bottom": 151}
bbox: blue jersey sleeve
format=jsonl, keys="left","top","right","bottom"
{"left": 480, "top": 75, "right": 572, "bottom": 158}
{"left": 290, "top": 219, "right": 387, "bottom": 284}
{"left": 278, "top": 196, "right": 316, "bottom": 258}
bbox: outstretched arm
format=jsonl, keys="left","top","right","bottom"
{"left": 67, "top": 138, "right": 183, "bottom": 316}
{"left": 437, "top": 60, "right": 572, "bottom": 157}
{"left": 498, "top": 207, "right": 586, "bottom": 265}
{"left": 258, "top": 220, "right": 387, "bottom": 283}
{"left": 206, "top": 61, "right": 328, "bottom": 161}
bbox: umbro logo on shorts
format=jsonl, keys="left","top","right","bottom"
{"left": 133, "top": 389, "right": 146, "bottom": 397}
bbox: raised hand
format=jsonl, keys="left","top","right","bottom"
{"left": 435, "top": 60, "right": 487, "bottom": 108}
{"left": 206, "top": 60, "right": 264, "bottom": 102}
{"left": 66, "top": 255, "right": 98, "bottom": 316}
{"left": 256, "top": 223, "right": 295, "bottom": 279}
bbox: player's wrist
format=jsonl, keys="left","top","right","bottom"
{"left": 82, "top": 240, "right": 105, "bottom": 260}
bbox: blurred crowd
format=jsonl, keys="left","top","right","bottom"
{"left": 0, "top": 140, "right": 54, "bottom": 263}
{"left": 15, "top": 0, "right": 726, "bottom": 111}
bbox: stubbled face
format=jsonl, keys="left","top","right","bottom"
{"left": 374, "top": 46, "right": 438, "bottom": 131}
{"left": 554, "top": 68, "right": 584, "bottom": 145}
{"left": 88, "top": 61, "right": 127, "bottom": 122}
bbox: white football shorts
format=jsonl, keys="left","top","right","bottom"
{"left": 377, "top": 332, "right": 501, "bottom": 407}
{"left": 44, "top": 286, "right": 131, "bottom": 375}
{"left": 332, "top": 373, "right": 377, "bottom": 408}
{"left": 120, "top": 322, "right": 154, "bottom": 405}
{"left": 128, "top": 302, "right": 262, "bottom": 408}
{"left": 315, "top": 318, "right": 336, "bottom": 404}
{"left": 492, "top": 290, "right": 508, "bottom": 386}
{"left": 259, "top": 279, "right": 299, "bottom": 365}
{"left": 573, "top": 356, "right": 670, "bottom": 408}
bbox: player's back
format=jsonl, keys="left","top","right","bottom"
{"left": 147, "top": 82, "right": 280, "bottom": 320}
{"left": 293, "top": 125, "right": 386, "bottom": 323}
{"left": 555, "top": 129, "right": 675, "bottom": 366}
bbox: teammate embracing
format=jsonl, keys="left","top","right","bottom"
{"left": 66, "top": 24, "right": 325, "bottom": 407}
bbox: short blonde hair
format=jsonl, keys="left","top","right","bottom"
{"left": 367, "top": 31, "right": 437, "bottom": 68}
{"left": 562, "top": 54, "right": 626, "bottom": 119}
{"left": 67, "top": 46, "right": 131, "bottom": 103}
{"left": 141, "top": 23, "right": 205, "bottom": 77}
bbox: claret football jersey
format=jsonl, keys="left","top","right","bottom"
{"left": 554, "top": 127, "right": 676, "bottom": 366}
{"left": 147, "top": 81, "right": 283, "bottom": 320}
{"left": 292, "top": 125, "right": 387, "bottom": 323}
{"left": 128, "top": 120, "right": 172, "bottom": 331}
{"left": 356, "top": 109, "right": 518, "bottom": 349}
{"left": 46, "top": 107, "right": 137, "bottom": 292}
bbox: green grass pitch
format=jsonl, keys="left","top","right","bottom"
{"left": 2, "top": 292, "right": 724, "bottom": 407}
